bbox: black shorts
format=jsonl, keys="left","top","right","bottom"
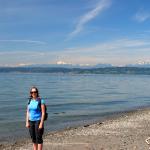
{"left": 29, "top": 120, "right": 44, "bottom": 144}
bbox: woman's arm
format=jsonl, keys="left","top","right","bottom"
{"left": 26, "top": 107, "right": 30, "bottom": 128}
{"left": 39, "top": 104, "right": 45, "bottom": 129}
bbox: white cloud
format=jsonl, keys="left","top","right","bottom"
{"left": 134, "top": 9, "right": 150, "bottom": 22}
{"left": 67, "top": 0, "right": 111, "bottom": 40}
{"left": 0, "top": 38, "right": 150, "bottom": 66}
{"left": 60, "top": 38, "right": 150, "bottom": 65}
{"left": 65, "top": 38, "right": 150, "bottom": 54}
{"left": 0, "top": 40, "right": 46, "bottom": 45}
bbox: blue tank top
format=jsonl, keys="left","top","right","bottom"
{"left": 28, "top": 99, "right": 45, "bottom": 121}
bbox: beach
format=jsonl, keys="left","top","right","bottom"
{"left": 1, "top": 108, "right": 150, "bottom": 150}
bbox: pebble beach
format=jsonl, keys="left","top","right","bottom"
{"left": 1, "top": 108, "right": 150, "bottom": 150}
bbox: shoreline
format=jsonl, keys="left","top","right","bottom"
{"left": 2, "top": 107, "right": 150, "bottom": 149}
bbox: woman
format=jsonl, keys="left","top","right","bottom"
{"left": 26, "top": 87, "right": 45, "bottom": 150}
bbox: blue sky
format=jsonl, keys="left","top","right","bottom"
{"left": 0, "top": 0, "right": 150, "bottom": 66}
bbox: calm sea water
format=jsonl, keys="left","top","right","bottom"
{"left": 0, "top": 73, "right": 150, "bottom": 142}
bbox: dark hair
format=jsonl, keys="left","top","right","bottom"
{"left": 29, "top": 86, "right": 40, "bottom": 99}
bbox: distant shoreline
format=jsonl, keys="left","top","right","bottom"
{"left": 1, "top": 66, "right": 150, "bottom": 75}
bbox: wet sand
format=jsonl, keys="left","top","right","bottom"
{"left": 2, "top": 108, "right": 150, "bottom": 150}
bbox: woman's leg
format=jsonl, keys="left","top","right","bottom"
{"left": 38, "top": 143, "right": 43, "bottom": 150}
{"left": 35, "top": 121, "right": 44, "bottom": 150}
{"left": 29, "top": 121, "right": 38, "bottom": 150}
{"left": 33, "top": 143, "right": 38, "bottom": 150}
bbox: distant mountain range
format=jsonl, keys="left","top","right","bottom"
{"left": 126, "top": 63, "right": 150, "bottom": 68}
{"left": 21, "top": 63, "right": 113, "bottom": 68}
{"left": 11, "top": 63, "right": 150, "bottom": 68}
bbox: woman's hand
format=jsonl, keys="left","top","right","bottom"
{"left": 26, "top": 122, "right": 30, "bottom": 128}
{"left": 39, "top": 123, "right": 43, "bottom": 129}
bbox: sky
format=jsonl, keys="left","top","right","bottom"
{"left": 0, "top": 0, "right": 150, "bottom": 66}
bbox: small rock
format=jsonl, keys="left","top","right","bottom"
{"left": 97, "top": 122, "right": 103, "bottom": 125}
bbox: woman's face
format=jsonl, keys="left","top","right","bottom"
{"left": 30, "top": 88, "right": 38, "bottom": 99}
